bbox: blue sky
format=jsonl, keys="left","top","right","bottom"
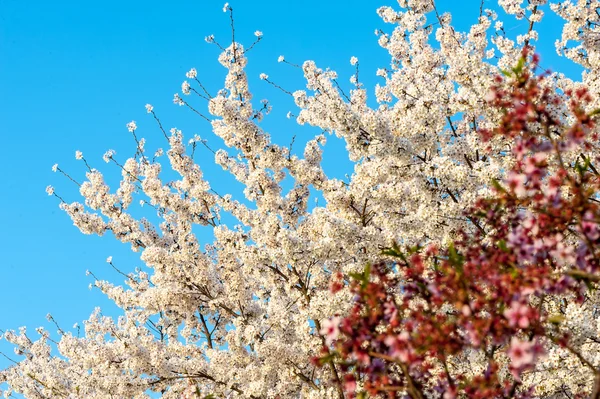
{"left": 0, "top": 0, "right": 583, "bottom": 374}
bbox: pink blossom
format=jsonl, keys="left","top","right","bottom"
{"left": 504, "top": 301, "right": 531, "bottom": 328}
{"left": 579, "top": 211, "right": 599, "bottom": 241}
{"left": 507, "top": 172, "right": 528, "bottom": 197}
{"left": 549, "top": 239, "right": 576, "bottom": 266}
{"left": 384, "top": 302, "right": 398, "bottom": 323}
{"left": 443, "top": 388, "right": 457, "bottom": 399}
{"left": 343, "top": 377, "right": 357, "bottom": 394}
{"left": 507, "top": 337, "right": 535, "bottom": 369}
{"left": 384, "top": 332, "right": 411, "bottom": 362}
{"left": 320, "top": 316, "right": 341, "bottom": 346}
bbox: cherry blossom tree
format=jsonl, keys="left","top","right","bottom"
{"left": 1, "top": 0, "right": 600, "bottom": 398}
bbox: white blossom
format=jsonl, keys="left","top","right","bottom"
{"left": 186, "top": 68, "right": 197, "bottom": 79}
{"left": 102, "top": 149, "right": 115, "bottom": 163}
{"left": 173, "top": 93, "right": 184, "bottom": 105}
{"left": 126, "top": 120, "right": 137, "bottom": 132}
{"left": 182, "top": 81, "right": 191, "bottom": 95}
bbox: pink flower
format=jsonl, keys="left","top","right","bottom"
{"left": 507, "top": 337, "right": 535, "bottom": 369}
{"left": 461, "top": 304, "right": 471, "bottom": 316}
{"left": 320, "top": 316, "right": 341, "bottom": 346}
{"left": 549, "top": 238, "right": 576, "bottom": 266}
{"left": 504, "top": 301, "right": 531, "bottom": 328}
{"left": 343, "top": 376, "right": 357, "bottom": 394}
{"left": 514, "top": 140, "right": 526, "bottom": 159}
{"left": 524, "top": 152, "right": 547, "bottom": 175}
{"left": 384, "top": 332, "right": 411, "bottom": 362}
{"left": 507, "top": 172, "right": 528, "bottom": 197}
{"left": 443, "top": 387, "right": 457, "bottom": 399}
{"left": 579, "top": 211, "right": 599, "bottom": 241}
{"left": 466, "top": 322, "right": 482, "bottom": 347}
{"left": 384, "top": 302, "right": 398, "bottom": 323}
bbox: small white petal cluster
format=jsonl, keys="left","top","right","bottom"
{"left": 173, "top": 93, "right": 184, "bottom": 105}
{"left": 102, "top": 149, "right": 115, "bottom": 163}
{"left": 126, "top": 120, "right": 137, "bottom": 132}
{"left": 3, "top": 1, "right": 600, "bottom": 398}
{"left": 182, "top": 81, "right": 191, "bottom": 95}
{"left": 186, "top": 68, "right": 197, "bottom": 79}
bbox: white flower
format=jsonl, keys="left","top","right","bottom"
{"left": 75, "top": 150, "right": 83, "bottom": 160}
{"left": 259, "top": 73, "right": 268, "bottom": 80}
{"left": 278, "top": 55, "right": 285, "bottom": 63}
{"left": 205, "top": 35, "right": 215, "bottom": 43}
{"left": 186, "top": 68, "right": 197, "bottom": 79}
{"left": 126, "top": 121, "right": 137, "bottom": 132}
{"left": 189, "top": 134, "right": 201, "bottom": 144}
{"left": 106, "top": 256, "right": 113, "bottom": 263}
{"left": 103, "top": 150, "right": 115, "bottom": 163}
{"left": 182, "top": 81, "right": 191, "bottom": 95}
{"left": 51, "top": 164, "right": 58, "bottom": 172}
{"left": 173, "top": 93, "right": 184, "bottom": 105}
{"left": 45, "top": 185, "right": 54, "bottom": 196}
{"left": 222, "top": 2, "right": 229, "bottom": 12}
{"left": 350, "top": 56, "right": 358, "bottom": 65}
{"left": 484, "top": 89, "right": 496, "bottom": 103}
{"left": 145, "top": 104, "right": 153, "bottom": 113}
{"left": 254, "top": 30, "right": 263, "bottom": 38}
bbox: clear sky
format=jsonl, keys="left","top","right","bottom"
{"left": 0, "top": 0, "right": 582, "bottom": 375}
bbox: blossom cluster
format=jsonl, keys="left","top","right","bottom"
{"left": 316, "top": 52, "right": 600, "bottom": 398}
